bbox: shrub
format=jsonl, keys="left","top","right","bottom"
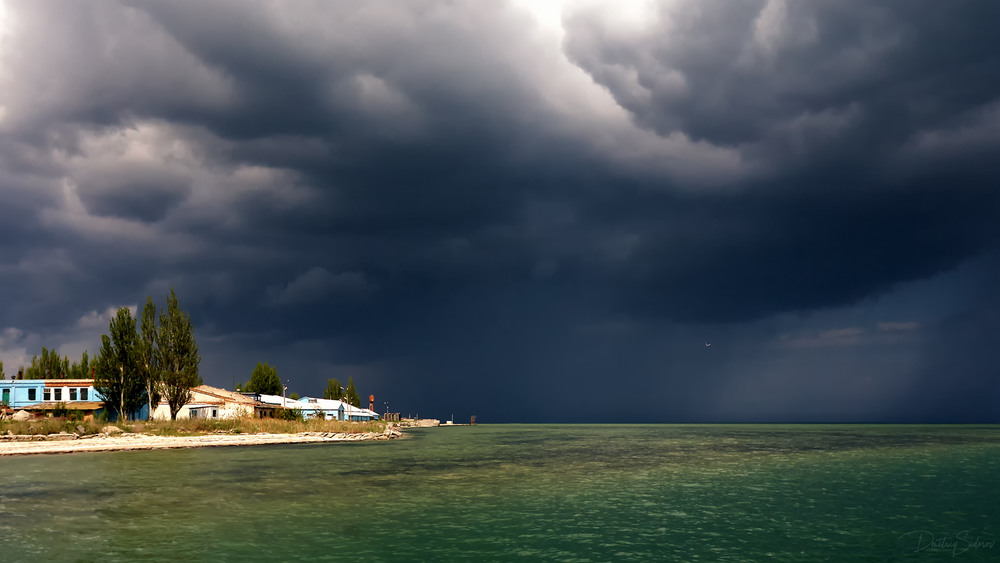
{"left": 273, "top": 407, "right": 304, "bottom": 422}
{"left": 51, "top": 402, "right": 69, "bottom": 418}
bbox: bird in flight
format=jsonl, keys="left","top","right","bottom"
{"left": 705, "top": 342, "right": 712, "bottom": 347}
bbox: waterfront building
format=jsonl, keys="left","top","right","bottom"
{"left": 0, "top": 378, "right": 98, "bottom": 409}
{"left": 250, "top": 394, "right": 380, "bottom": 421}
{"left": 1, "top": 379, "right": 381, "bottom": 422}
{"left": 0, "top": 378, "right": 105, "bottom": 419}
{"left": 150, "top": 385, "right": 261, "bottom": 420}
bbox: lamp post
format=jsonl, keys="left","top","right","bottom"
{"left": 384, "top": 401, "right": 389, "bottom": 420}
{"left": 282, "top": 380, "right": 288, "bottom": 408}
{"left": 119, "top": 365, "right": 125, "bottom": 421}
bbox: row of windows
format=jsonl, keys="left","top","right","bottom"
{"left": 24, "top": 388, "right": 91, "bottom": 402}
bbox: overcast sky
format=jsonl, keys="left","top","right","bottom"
{"left": 1, "top": 0, "right": 998, "bottom": 422}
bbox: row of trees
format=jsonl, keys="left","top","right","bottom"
{"left": 235, "top": 364, "right": 363, "bottom": 408}
{"left": 93, "top": 289, "right": 201, "bottom": 421}
{"left": 324, "top": 376, "right": 361, "bottom": 407}
{"left": 2, "top": 349, "right": 92, "bottom": 380}
{"left": 8, "top": 304, "right": 369, "bottom": 416}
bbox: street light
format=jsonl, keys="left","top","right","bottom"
{"left": 384, "top": 401, "right": 389, "bottom": 420}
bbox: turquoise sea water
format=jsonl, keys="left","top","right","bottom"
{"left": 1, "top": 424, "right": 998, "bottom": 561}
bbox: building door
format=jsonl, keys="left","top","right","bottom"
{"left": 2, "top": 389, "right": 9, "bottom": 405}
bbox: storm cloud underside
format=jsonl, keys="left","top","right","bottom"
{"left": 0, "top": 0, "right": 997, "bottom": 421}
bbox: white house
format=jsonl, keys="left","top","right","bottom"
{"left": 151, "top": 385, "right": 259, "bottom": 420}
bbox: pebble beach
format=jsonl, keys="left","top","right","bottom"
{"left": 0, "top": 428, "right": 403, "bottom": 456}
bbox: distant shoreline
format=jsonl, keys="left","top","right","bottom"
{"left": 0, "top": 429, "right": 402, "bottom": 457}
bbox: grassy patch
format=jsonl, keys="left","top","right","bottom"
{"left": 143, "top": 417, "right": 387, "bottom": 436}
{"left": 0, "top": 417, "right": 388, "bottom": 436}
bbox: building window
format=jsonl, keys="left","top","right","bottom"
{"left": 43, "top": 389, "right": 51, "bottom": 401}
{"left": 28, "top": 388, "right": 36, "bottom": 401}
{"left": 54, "top": 388, "right": 62, "bottom": 401}
{"left": 80, "top": 388, "right": 89, "bottom": 401}
{"left": 70, "top": 388, "right": 78, "bottom": 401}
{"left": 212, "top": 409, "right": 218, "bottom": 418}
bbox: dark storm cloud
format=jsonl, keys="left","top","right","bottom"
{"left": 0, "top": 0, "right": 997, "bottom": 420}
{"left": 77, "top": 169, "right": 191, "bottom": 222}
{"left": 565, "top": 0, "right": 1000, "bottom": 150}
{"left": 555, "top": 0, "right": 1000, "bottom": 322}
{"left": 605, "top": 176, "right": 1000, "bottom": 322}
{"left": 890, "top": 253, "right": 1000, "bottom": 422}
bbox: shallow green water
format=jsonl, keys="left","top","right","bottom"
{"left": 1, "top": 425, "right": 998, "bottom": 561}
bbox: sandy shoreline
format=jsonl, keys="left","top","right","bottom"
{"left": 0, "top": 430, "right": 402, "bottom": 457}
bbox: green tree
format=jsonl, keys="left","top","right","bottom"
{"left": 346, "top": 377, "right": 360, "bottom": 408}
{"left": 159, "top": 289, "right": 202, "bottom": 420}
{"left": 289, "top": 392, "right": 300, "bottom": 401}
{"left": 247, "top": 362, "right": 282, "bottom": 395}
{"left": 93, "top": 307, "right": 147, "bottom": 421}
{"left": 72, "top": 351, "right": 90, "bottom": 379}
{"left": 68, "top": 351, "right": 92, "bottom": 379}
{"left": 25, "top": 347, "right": 70, "bottom": 379}
{"left": 138, "top": 297, "right": 162, "bottom": 420}
{"left": 0, "top": 360, "right": 4, "bottom": 379}
{"left": 323, "top": 378, "right": 343, "bottom": 400}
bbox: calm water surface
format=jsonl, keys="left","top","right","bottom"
{"left": 1, "top": 424, "right": 998, "bottom": 561}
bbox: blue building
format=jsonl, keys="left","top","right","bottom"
{"left": 0, "top": 379, "right": 98, "bottom": 408}
{"left": 0, "top": 378, "right": 108, "bottom": 419}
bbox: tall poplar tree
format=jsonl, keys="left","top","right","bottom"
{"left": 93, "top": 307, "right": 147, "bottom": 421}
{"left": 345, "top": 377, "right": 361, "bottom": 408}
{"left": 68, "top": 351, "right": 91, "bottom": 379}
{"left": 138, "top": 297, "right": 161, "bottom": 420}
{"left": 323, "top": 378, "right": 343, "bottom": 401}
{"left": 159, "top": 288, "right": 201, "bottom": 420}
